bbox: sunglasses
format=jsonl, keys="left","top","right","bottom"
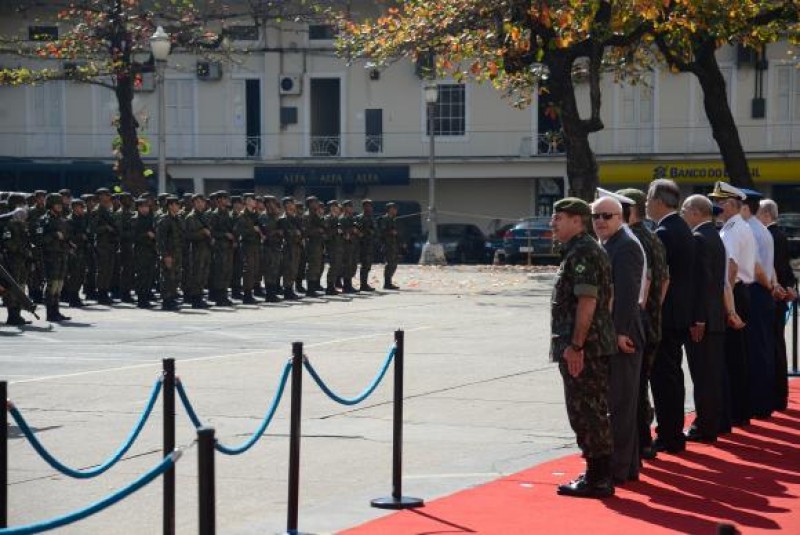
{"left": 591, "top": 212, "right": 618, "bottom": 221}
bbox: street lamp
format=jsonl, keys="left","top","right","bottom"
{"left": 419, "top": 83, "right": 446, "bottom": 265}
{"left": 150, "top": 26, "right": 171, "bottom": 194}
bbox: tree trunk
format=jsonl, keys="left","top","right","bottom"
{"left": 115, "top": 76, "right": 148, "bottom": 195}
{"left": 546, "top": 54, "right": 599, "bottom": 202}
{"left": 693, "top": 42, "right": 755, "bottom": 189}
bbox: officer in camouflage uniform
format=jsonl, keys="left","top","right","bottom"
{"left": 27, "top": 190, "right": 47, "bottom": 304}
{"left": 259, "top": 195, "right": 283, "bottom": 302}
{"left": 2, "top": 193, "right": 32, "bottom": 325}
{"left": 156, "top": 196, "right": 183, "bottom": 311}
{"left": 617, "top": 188, "right": 668, "bottom": 462}
{"left": 208, "top": 191, "right": 236, "bottom": 306}
{"left": 235, "top": 193, "right": 262, "bottom": 304}
{"left": 324, "top": 200, "right": 343, "bottom": 295}
{"left": 278, "top": 197, "right": 302, "bottom": 300}
{"left": 183, "top": 194, "right": 212, "bottom": 309}
{"left": 81, "top": 193, "right": 98, "bottom": 300}
{"left": 116, "top": 192, "right": 136, "bottom": 303}
{"left": 338, "top": 200, "right": 358, "bottom": 293}
{"left": 293, "top": 199, "right": 308, "bottom": 295}
{"left": 94, "top": 188, "right": 119, "bottom": 305}
{"left": 378, "top": 203, "right": 401, "bottom": 290}
{"left": 303, "top": 196, "right": 325, "bottom": 297}
{"left": 39, "top": 193, "right": 72, "bottom": 322}
{"left": 550, "top": 197, "right": 616, "bottom": 499}
{"left": 230, "top": 195, "right": 244, "bottom": 300}
{"left": 64, "top": 199, "right": 89, "bottom": 308}
{"left": 132, "top": 197, "right": 157, "bottom": 309}
{"left": 355, "top": 199, "right": 376, "bottom": 291}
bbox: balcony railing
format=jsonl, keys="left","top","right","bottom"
{"left": 0, "top": 125, "right": 798, "bottom": 161}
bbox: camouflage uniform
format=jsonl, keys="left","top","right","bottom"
{"left": 551, "top": 231, "right": 616, "bottom": 460}
{"left": 355, "top": 202, "right": 376, "bottom": 291}
{"left": 64, "top": 203, "right": 89, "bottom": 307}
{"left": 338, "top": 207, "right": 357, "bottom": 292}
{"left": 378, "top": 208, "right": 400, "bottom": 289}
{"left": 235, "top": 206, "right": 262, "bottom": 303}
{"left": 304, "top": 202, "right": 326, "bottom": 295}
{"left": 39, "top": 195, "right": 72, "bottom": 321}
{"left": 324, "top": 204, "right": 343, "bottom": 294}
{"left": 94, "top": 199, "right": 119, "bottom": 304}
{"left": 184, "top": 205, "right": 213, "bottom": 307}
{"left": 26, "top": 198, "right": 46, "bottom": 303}
{"left": 132, "top": 204, "right": 158, "bottom": 308}
{"left": 259, "top": 203, "right": 284, "bottom": 301}
{"left": 2, "top": 196, "right": 31, "bottom": 324}
{"left": 156, "top": 203, "right": 184, "bottom": 309}
{"left": 116, "top": 199, "right": 136, "bottom": 302}
{"left": 208, "top": 202, "right": 236, "bottom": 305}
{"left": 278, "top": 206, "right": 303, "bottom": 299}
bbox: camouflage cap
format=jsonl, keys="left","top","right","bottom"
{"left": 80, "top": 193, "right": 96, "bottom": 202}
{"left": 242, "top": 192, "right": 256, "bottom": 201}
{"left": 191, "top": 193, "right": 206, "bottom": 201}
{"left": 216, "top": 190, "right": 231, "bottom": 199}
{"left": 342, "top": 199, "right": 353, "bottom": 207}
{"left": 165, "top": 195, "right": 180, "bottom": 205}
{"left": 7, "top": 193, "right": 26, "bottom": 207}
{"left": 263, "top": 195, "right": 277, "bottom": 203}
{"left": 361, "top": 198, "right": 373, "bottom": 206}
{"left": 281, "top": 196, "right": 295, "bottom": 205}
{"left": 385, "top": 202, "right": 396, "bottom": 208}
{"left": 553, "top": 197, "right": 590, "bottom": 217}
{"left": 71, "top": 198, "right": 86, "bottom": 207}
{"left": 135, "top": 197, "right": 149, "bottom": 206}
{"left": 59, "top": 188, "right": 72, "bottom": 196}
{"left": 231, "top": 195, "right": 243, "bottom": 204}
{"left": 45, "top": 192, "right": 63, "bottom": 208}
{"left": 95, "top": 187, "right": 111, "bottom": 196}
{"left": 34, "top": 190, "right": 47, "bottom": 197}
{"left": 326, "top": 199, "right": 340, "bottom": 207}
{"left": 305, "top": 195, "right": 319, "bottom": 206}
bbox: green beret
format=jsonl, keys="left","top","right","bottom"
{"left": 553, "top": 197, "right": 590, "bottom": 217}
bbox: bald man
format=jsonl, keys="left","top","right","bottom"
{"left": 592, "top": 196, "right": 645, "bottom": 484}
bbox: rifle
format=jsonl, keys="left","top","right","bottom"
{"left": 0, "top": 262, "right": 39, "bottom": 319}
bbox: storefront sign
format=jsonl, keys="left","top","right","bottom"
{"left": 599, "top": 159, "right": 800, "bottom": 185}
{"left": 255, "top": 165, "right": 410, "bottom": 187}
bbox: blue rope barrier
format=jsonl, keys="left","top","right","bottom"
{"left": 8, "top": 377, "right": 163, "bottom": 479}
{"left": 176, "top": 360, "right": 292, "bottom": 455}
{"left": 303, "top": 346, "right": 396, "bottom": 406}
{"left": 0, "top": 450, "right": 181, "bottom": 535}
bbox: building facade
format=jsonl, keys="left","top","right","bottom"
{"left": 1, "top": 4, "right": 799, "bottom": 235}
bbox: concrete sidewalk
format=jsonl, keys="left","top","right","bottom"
{"left": 3, "top": 264, "right": 692, "bottom": 534}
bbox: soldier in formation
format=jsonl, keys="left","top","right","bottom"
{"left": 0, "top": 189, "right": 405, "bottom": 320}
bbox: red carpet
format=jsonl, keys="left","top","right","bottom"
{"left": 343, "top": 381, "right": 800, "bottom": 534}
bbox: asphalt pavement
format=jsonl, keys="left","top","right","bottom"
{"left": 3, "top": 264, "right": 707, "bottom": 534}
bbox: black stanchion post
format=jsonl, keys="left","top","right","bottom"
{"left": 1, "top": 381, "right": 7, "bottom": 529}
{"left": 371, "top": 330, "right": 424, "bottom": 510}
{"left": 163, "top": 358, "right": 176, "bottom": 535}
{"left": 286, "top": 342, "right": 309, "bottom": 535}
{"left": 792, "top": 286, "right": 799, "bottom": 376}
{"left": 198, "top": 426, "right": 216, "bottom": 535}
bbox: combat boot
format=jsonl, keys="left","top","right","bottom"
{"left": 215, "top": 290, "right": 234, "bottom": 307}
{"left": 6, "top": 307, "right": 30, "bottom": 326}
{"left": 556, "top": 456, "right": 614, "bottom": 499}
{"left": 137, "top": 299, "right": 154, "bottom": 309}
{"left": 231, "top": 288, "right": 244, "bottom": 300}
{"left": 97, "top": 291, "right": 114, "bottom": 306}
{"left": 120, "top": 292, "right": 135, "bottom": 304}
{"left": 283, "top": 288, "right": 300, "bottom": 301}
{"left": 325, "top": 286, "right": 340, "bottom": 296}
{"left": 241, "top": 291, "right": 258, "bottom": 305}
{"left": 254, "top": 285, "right": 266, "bottom": 297}
{"left": 68, "top": 292, "right": 86, "bottom": 308}
{"left": 264, "top": 285, "right": 282, "bottom": 303}
{"left": 191, "top": 296, "right": 211, "bottom": 309}
{"left": 383, "top": 278, "right": 400, "bottom": 290}
{"left": 295, "top": 282, "right": 307, "bottom": 294}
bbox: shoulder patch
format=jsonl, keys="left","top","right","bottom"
{"left": 574, "top": 263, "right": 586, "bottom": 274}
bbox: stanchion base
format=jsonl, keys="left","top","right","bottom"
{"left": 370, "top": 496, "right": 425, "bottom": 510}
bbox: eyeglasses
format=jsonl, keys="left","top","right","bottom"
{"left": 591, "top": 213, "right": 619, "bottom": 221}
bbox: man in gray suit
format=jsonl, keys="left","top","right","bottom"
{"left": 592, "top": 195, "right": 645, "bottom": 485}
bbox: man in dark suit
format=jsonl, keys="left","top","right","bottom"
{"left": 646, "top": 179, "right": 695, "bottom": 453}
{"left": 681, "top": 195, "right": 727, "bottom": 442}
{"left": 757, "top": 199, "right": 798, "bottom": 411}
{"left": 592, "top": 194, "right": 645, "bottom": 484}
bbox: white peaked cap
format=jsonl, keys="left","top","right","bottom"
{"left": 596, "top": 187, "right": 635, "bottom": 205}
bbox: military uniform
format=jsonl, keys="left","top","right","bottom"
{"left": 550, "top": 198, "right": 616, "bottom": 498}
{"left": 2, "top": 195, "right": 32, "bottom": 324}
{"left": 230, "top": 197, "right": 244, "bottom": 299}
{"left": 38, "top": 194, "right": 72, "bottom": 322}
{"left": 259, "top": 198, "right": 284, "bottom": 302}
{"left": 355, "top": 200, "right": 376, "bottom": 291}
{"left": 26, "top": 193, "right": 47, "bottom": 303}
{"left": 64, "top": 201, "right": 89, "bottom": 307}
{"left": 378, "top": 205, "right": 401, "bottom": 289}
{"left": 338, "top": 201, "right": 358, "bottom": 293}
{"left": 132, "top": 200, "right": 158, "bottom": 308}
{"left": 303, "top": 197, "right": 326, "bottom": 296}
{"left": 116, "top": 196, "right": 136, "bottom": 302}
{"left": 208, "top": 195, "right": 236, "bottom": 306}
{"left": 235, "top": 200, "right": 262, "bottom": 304}
{"left": 278, "top": 199, "right": 302, "bottom": 299}
{"left": 324, "top": 201, "right": 343, "bottom": 295}
{"left": 94, "top": 190, "right": 119, "bottom": 304}
{"left": 156, "top": 199, "right": 184, "bottom": 310}
{"left": 184, "top": 199, "right": 213, "bottom": 308}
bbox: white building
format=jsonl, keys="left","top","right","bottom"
{"left": 1, "top": 4, "right": 799, "bottom": 236}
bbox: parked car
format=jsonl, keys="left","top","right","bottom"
{"left": 484, "top": 223, "right": 515, "bottom": 263}
{"left": 502, "top": 217, "right": 558, "bottom": 264}
{"left": 411, "top": 223, "right": 489, "bottom": 264}
{"left": 777, "top": 212, "right": 800, "bottom": 259}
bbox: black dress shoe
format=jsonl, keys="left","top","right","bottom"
{"left": 639, "top": 446, "right": 658, "bottom": 460}
{"left": 557, "top": 476, "right": 615, "bottom": 499}
{"left": 653, "top": 438, "right": 686, "bottom": 454}
{"left": 685, "top": 431, "right": 717, "bottom": 443}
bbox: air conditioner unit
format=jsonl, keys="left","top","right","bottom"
{"left": 196, "top": 61, "right": 222, "bottom": 81}
{"left": 279, "top": 75, "right": 302, "bottom": 95}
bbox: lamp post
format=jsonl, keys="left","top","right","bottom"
{"left": 150, "top": 26, "right": 171, "bottom": 194}
{"left": 419, "top": 83, "right": 446, "bottom": 265}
